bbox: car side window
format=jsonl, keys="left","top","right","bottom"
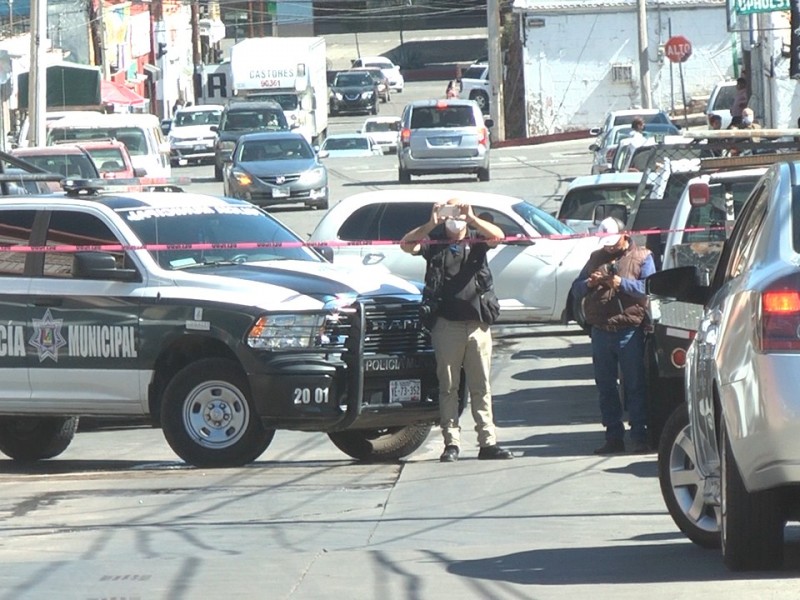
{"left": 43, "top": 211, "right": 128, "bottom": 279}
{"left": 473, "top": 207, "right": 524, "bottom": 238}
{"left": 0, "top": 209, "right": 36, "bottom": 276}
{"left": 377, "top": 203, "right": 432, "bottom": 241}
{"left": 720, "top": 180, "right": 768, "bottom": 283}
{"left": 337, "top": 204, "right": 383, "bottom": 240}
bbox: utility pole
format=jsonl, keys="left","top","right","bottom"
{"left": 27, "top": 0, "right": 46, "bottom": 146}
{"left": 637, "top": 0, "right": 652, "bottom": 108}
{"left": 487, "top": 0, "right": 505, "bottom": 141}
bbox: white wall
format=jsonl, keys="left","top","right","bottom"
{"left": 518, "top": 4, "right": 734, "bottom": 134}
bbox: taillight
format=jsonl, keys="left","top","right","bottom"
{"left": 400, "top": 128, "right": 411, "bottom": 147}
{"left": 760, "top": 287, "right": 800, "bottom": 351}
{"left": 605, "top": 148, "right": 617, "bottom": 163}
{"left": 478, "top": 127, "right": 489, "bottom": 147}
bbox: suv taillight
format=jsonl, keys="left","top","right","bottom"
{"left": 400, "top": 128, "right": 411, "bottom": 147}
{"left": 478, "top": 127, "right": 489, "bottom": 147}
{"left": 759, "top": 281, "right": 800, "bottom": 351}
{"left": 605, "top": 148, "right": 617, "bottom": 163}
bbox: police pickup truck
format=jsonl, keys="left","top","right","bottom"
{"left": 0, "top": 181, "right": 438, "bottom": 467}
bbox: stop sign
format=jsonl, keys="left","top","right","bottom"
{"left": 664, "top": 35, "right": 692, "bottom": 63}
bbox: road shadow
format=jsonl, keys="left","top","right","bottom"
{"left": 443, "top": 538, "right": 800, "bottom": 583}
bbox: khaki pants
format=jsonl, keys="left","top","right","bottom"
{"left": 431, "top": 317, "right": 496, "bottom": 448}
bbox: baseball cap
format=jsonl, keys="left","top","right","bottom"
{"left": 597, "top": 217, "right": 624, "bottom": 246}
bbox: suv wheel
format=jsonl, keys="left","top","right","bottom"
{"left": 161, "top": 358, "right": 275, "bottom": 467}
{"left": 214, "top": 162, "right": 223, "bottom": 182}
{"left": 398, "top": 168, "right": 411, "bottom": 183}
{"left": 471, "top": 90, "right": 489, "bottom": 112}
{"left": 477, "top": 167, "right": 490, "bottom": 182}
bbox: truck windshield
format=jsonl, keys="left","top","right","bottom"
{"left": 118, "top": 201, "right": 320, "bottom": 270}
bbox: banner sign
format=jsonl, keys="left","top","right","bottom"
{"left": 736, "top": 0, "right": 790, "bottom": 15}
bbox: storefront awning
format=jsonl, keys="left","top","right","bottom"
{"left": 101, "top": 80, "right": 147, "bottom": 107}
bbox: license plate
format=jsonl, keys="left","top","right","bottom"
{"left": 272, "top": 187, "right": 290, "bottom": 198}
{"left": 430, "top": 137, "right": 458, "bottom": 147}
{"left": 390, "top": 379, "right": 421, "bottom": 402}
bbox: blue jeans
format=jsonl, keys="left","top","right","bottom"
{"left": 590, "top": 326, "right": 647, "bottom": 443}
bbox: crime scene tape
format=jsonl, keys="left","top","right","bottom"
{"left": 0, "top": 224, "right": 725, "bottom": 254}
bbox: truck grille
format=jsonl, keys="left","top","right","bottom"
{"left": 322, "top": 299, "right": 431, "bottom": 354}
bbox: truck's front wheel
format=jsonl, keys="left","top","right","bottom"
{"left": 161, "top": 359, "right": 275, "bottom": 468}
{"left": 328, "top": 424, "right": 432, "bottom": 462}
{"left": 0, "top": 416, "right": 78, "bottom": 461}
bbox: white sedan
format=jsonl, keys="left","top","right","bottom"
{"left": 358, "top": 116, "right": 401, "bottom": 154}
{"left": 318, "top": 134, "right": 384, "bottom": 158}
{"left": 308, "top": 190, "right": 602, "bottom": 324}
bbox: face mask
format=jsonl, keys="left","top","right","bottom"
{"left": 445, "top": 218, "right": 467, "bottom": 235}
{"left": 742, "top": 116, "right": 753, "bottom": 126}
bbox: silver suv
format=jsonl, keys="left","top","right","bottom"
{"left": 397, "top": 99, "right": 492, "bottom": 183}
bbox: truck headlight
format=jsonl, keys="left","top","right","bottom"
{"left": 247, "top": 314, "right": 326, "bottom": 349}
{"left": 218, "top": 140, "right": 236, "bottom": 152}
{"left": 298, "top": 166, "right": 326, "bottom": 186}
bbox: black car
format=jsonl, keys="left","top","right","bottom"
{"left": 329, "top": 71, "right": 379, "bottom": 117}
{"left": 212, "top": 100, "right": 289, "bottom": 181}
{"left": 349, "top": 67, "right": 391, "bottom": 103}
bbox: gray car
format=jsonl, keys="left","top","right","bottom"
{"left": 397, "top": 99, "right": 493, "bottom": 183}
{"left": 212, "top": 100, "right": 289, "bottom": 182}
{"left": 649, "top": 159, "right": 800, "bottom": 571}
{"left": 223, "top": 131, "right": 328, "bottom": 210}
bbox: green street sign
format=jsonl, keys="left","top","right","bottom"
{"left": 735, "top": 0, "right": 790, "bottom": 15}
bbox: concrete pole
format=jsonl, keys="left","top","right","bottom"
{"left": 487, "top": 0, "right": 505, "bottom": 141}
{"left": 27, "top": 0, "right": 47, "bottom": 146}
{"left": 637, "top": 0, "right": 652, "bottom": 108}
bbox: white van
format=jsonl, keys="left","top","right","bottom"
{"left": 46, "top": 113, "right": 171, "bottom": 177}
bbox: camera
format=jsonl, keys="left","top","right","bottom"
{"left": 607, "top": 261, "right": 618, "bottom": 276}
{"left": 439, "top": 205, "right": 460, "bottom": 219}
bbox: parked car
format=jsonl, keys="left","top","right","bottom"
{"left": 351, "top": 56, "right": 404, "bottom": 92}
{"left": 10, "top": 145, "right": 100, "bottom": 187}
{"left": 590, "top": 108, "right": 674, "bottom": 138}
{"left": 168, "top": 104, "right": 224, "bottom": 166}
{"left": 319, "top": 133, "right": 384, "bottom": 158}
{"left": 349, "top": 67, "right": 391, "bottom": 102}
{"left": 648, "top": 159, "right": 800, "bottom": 571}
{"left": 329, "top": 71, "right": 379, "bottom": 117}
{"left": 223, "top": 130, "right": 328, "bottom": 210}
{"left": 211, "top": 100, "right": 289, "bottom": 181}
{"left": 46, "top": 113, "right": 172, "bottom": 178}
{"left": 590, "top": 122, "right": 681, "bottom": 174}
{"left": 308, "top": 189, "right": 602, "bottom": 325}
{"left": 706, "top": 80, "right": 737, "bottom": 129}
{"left": 397, "top": 99, "right": 492, "bottom": 183}
{"left": 358, "top": 116, "right": 400, "bottom": 154}
{"left": 555, "top": 172, "right": 646, "bottom": 233}
{"left": 73, "top": 139, "right": 144, "bottom": 179}
{"left": 458, "top": 61, "right": 489, "bottom": 113}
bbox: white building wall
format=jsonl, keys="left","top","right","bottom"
{"left": 517, "top": 2, "right": 735, "bottom": 135}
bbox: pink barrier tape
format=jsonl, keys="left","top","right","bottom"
{"left": 0, "top": 226, "right": 724, "bottom": 254}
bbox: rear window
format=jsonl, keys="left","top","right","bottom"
{"left": 410, "top": 106, "right": 476, "bottom": 129}
{"left": 683, "top": 180, "right": 755, "bottom": 243}
{"left": 16, "top": 153, "right": 98, "bottom": 178}
{"left": 613, "top": 113, "right": 671, "bottom": 127}
{"left": 461, "top": 66, "right": 487, "bottom": 79}
{"left": 84, "top": 148, "right": 126, "bottom": 172}
{"left": 559, "top": 185, "right": 641, "bottom": 221}
{"left": 365, "top": 121, "right": 397, "bottom": 133}
{"left": 49, "top": 127, "right": 149, "bottom": 157}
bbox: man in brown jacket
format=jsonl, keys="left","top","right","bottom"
{"left": 570, "top": 217, "right": 656, "bottom": 454}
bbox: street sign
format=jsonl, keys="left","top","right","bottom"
{"left": 736, "top": 0, "right": 790, "bottom": 14}
{"left": 664, "top": 35, "right": 693, "bottom": 63}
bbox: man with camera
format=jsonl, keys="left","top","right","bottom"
{"left": 400, "top": 198, "right": 513, "bottom": 462}
{"left": 570, "top": 217, "right": 655, "bottom": 455}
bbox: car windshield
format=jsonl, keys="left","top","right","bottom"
{"left": 560, "top": 185, "right": 642, "bottom": 221}
{"left": 16, "top": 153, "right": 98, "bottom": 178}
{"left": 84, "top": 148, "right": 127, "bottom": 173}
{"left": 613, "top": 113, "right": 671, "bottom": 127}
{"left": 335, "top": 73, "right": 372, "bottom": 87}
{"left": 174, "top": 110, "right": 222, "bottom": 127}
{"left": 49, "top": 127, "right": 148, "bottom": 156}
{"left": 513, "top": 201, "right": 574, "bottom": 236}
{"left": 365, "top": 61, "right": 391, "bottom": 69}
{"left": 221, "top": 110, "right": 286, "bottom": 132}
{"left": 237, "top": 138, "right": 314, "bottom": 161}
{"left": 118, "top": 201, "right": 320, "bottom": 270}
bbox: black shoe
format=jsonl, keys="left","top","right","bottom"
{"left": 628, "top": 440, "right": 652, "bottom": 454}
{"left": 440, "top": 445, "right": 459, "bottom": 462}
{"left": 478, "top": 445, "right": 514, "bottom": 460}
{"left": 593, "top": 439, "right": 625, "bottom": 455}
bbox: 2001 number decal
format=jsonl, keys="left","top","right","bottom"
{"left": 293, "top": 387, "right": 330, "bottom": 404}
